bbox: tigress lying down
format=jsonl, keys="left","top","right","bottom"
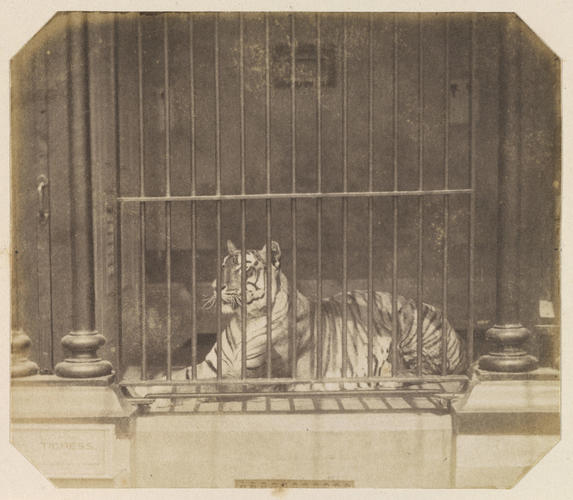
{"left": 154, "top": 240, "right": 466, "bottom": 394}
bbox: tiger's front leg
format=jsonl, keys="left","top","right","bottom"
{"left": 380, "top": 360, "right": 392, "bottom": 378}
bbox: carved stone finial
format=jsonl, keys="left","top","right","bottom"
{"left": 11, "top": 329, "right": 39, "bottom": 378}
{"left": 479, "top": 325, "right": 538, "bottom": 372}
{"left": 55, "top": 331, "right": 113, "bottom": 378}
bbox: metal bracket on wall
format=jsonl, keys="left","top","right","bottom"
{"left": 37, "top": 175, "right": 49, "bottom": 223}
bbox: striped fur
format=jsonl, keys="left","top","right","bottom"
{"left": 184, "top": 240, "right": 466, "bottom": 384}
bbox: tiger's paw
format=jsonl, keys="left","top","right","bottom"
{"left": 375, "top": 362, "right": 406, "bottom": 389}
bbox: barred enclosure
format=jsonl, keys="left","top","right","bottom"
{"left": 11, "top": 12, "right": 560, "bottom": 410}
{"left": 114, "top": 12, "right": 477, "bottom": 401}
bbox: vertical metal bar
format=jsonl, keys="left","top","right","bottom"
{"left": 239, "top": 13, "right": 247, "bottom": 380}
{"left": 189, "top": 14, "right": 198, "bottom": 380}
{"left": 391, "top": 14, "right": 399, "bottom": 376}
{"left": 416, "top": 14, "right": 424, "bottom": 377}
{"left": 191, "top": 203, "right": 197, "bottom": 379}
{"left": 164, "top": 14, "right": 173, "bottom": 380}
{"left": 467, "top": 14, "right": 477, "bottom": 367}
{"left": 116, "top": 204, "right": 123, "bottom": 377}
{"left": 214, "top": 13, "right": 222, "bottom": 380}
{"left": 341, "top": 13, "right": 348, "bottom": 378}
{"left": 316, "top": 13, "right": 323, "bottom": 380}
{"left": 137, "top": 15, "right": 148, "bottom": 380}
{"left": 442, "top": 16, "right": 450, "bottom": 376}
{"left": 164, "top": 15, "right": 171, "bottom": 197}
{"left": 216, "top": 200, "right": 222, "bottom": 381}
{"left": 367, "top": 13, "right": 374, "bottom": 378}
{"left": 165, "top": 202, "right": 172, "bottom": 379}
{"left": 265, "top": 13, "right": 273, "bottom": 379}
{"left": 290, "top": 14, "right": 298, "bottom": 380}
{"left": 214, "top": 14, "right": 221, "bottom": 196}
{"left": 113, "top": 15, "right": 123, "bottom": 380}
{"left": 139, "top": 207, "right": 147, "bottom": 379}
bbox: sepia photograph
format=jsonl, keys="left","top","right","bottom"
{"left": 8, "top": 7, "right": 562, "bottom": 491}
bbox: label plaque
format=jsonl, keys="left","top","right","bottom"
{"left": 235, "top": 479, "right": 354, "bottom": 488}
{"left": 11, "top": 423, "right": 114, "bottom": 479}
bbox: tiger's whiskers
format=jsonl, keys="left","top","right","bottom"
{"left": 201, "top": 293, "right": 217, "bottom": 311}
{"left": 231, "top": 294, "right": 242, "bottom": 309}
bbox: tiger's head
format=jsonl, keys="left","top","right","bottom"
{"left": 203, "top": 239, "right": 282, "bottom": 317}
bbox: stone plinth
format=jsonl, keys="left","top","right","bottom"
{"left": 452, "top": 374, "right": 560, "bottom": 488}
{"left": 10, "top": 376, "right": 134, "bottom": 487}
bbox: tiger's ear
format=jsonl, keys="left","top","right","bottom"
{"left": 227, "top": 240, "right": 238, "bottom": 254}
{"left": 260, "top": 240, "right": 281, "bottom": 268}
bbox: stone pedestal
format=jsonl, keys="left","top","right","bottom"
{"left": 10, "top": 376, "right": 135, "bottom": 487}
{"left": 451, "top": 372, "right": 559, "bottom": 488}
{"left": 134, "top": 411, "right": 453, "bottom": 488}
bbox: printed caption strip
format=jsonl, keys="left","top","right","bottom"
{"left": 235, "top": 479, "right": 354, "bottom": 488}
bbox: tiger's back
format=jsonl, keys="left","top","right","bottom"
{"left": 294, "top": 290, "right": 466, "bottom": 380}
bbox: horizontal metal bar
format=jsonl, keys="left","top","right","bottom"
{"left": 133, "top": 388, "right": 457, "bottom": 400}
{"left": 118, "top": 188, "right": 472, "bottom": 203}
{"left": 120, "top": 374, "right": 469, "bottom": 386}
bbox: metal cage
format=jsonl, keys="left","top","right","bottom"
{"left": 115, "top": 13, "right": 476, "bottom": 406}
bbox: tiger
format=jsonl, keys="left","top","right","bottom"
{"left": 165, "top": 239, "right": 466, "bottom": 389}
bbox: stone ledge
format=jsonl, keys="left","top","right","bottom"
{"left": 10, "top": 382, "right": 136, "bottom": 438}
{"left": 454, "top": 412, "right": 559, "bottom": 435}
{"left": 136, "top": 411, "right": 452, "bottom": 432}
{"left": 453, "top": 379, "right": 559, "bottom": 416}
{"left": 11, "top": 373, "right": 115, "bottom": 386}
{"left": 474, "top": 367, "right": 559, "bottom": 382}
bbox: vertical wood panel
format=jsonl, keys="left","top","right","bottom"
{"left": 46, "top": 14, "right": 72, "bottom": 365}
{"left": 88, "top": 12, "right": 121, "bottom": 372}
{"left": 519, "top": 24, "right": 561, "bottom": 328}
{"left": 116, "top": 13, "right": 142, "bottom": 367}
{"left": 12, "top": 44, "right": 42, "bottom": 366}
{"left": 474, "top": 14, "right": 500, "bottom": 327}
{"left": 32, "top": 40, "right": 54, "bottom": 371}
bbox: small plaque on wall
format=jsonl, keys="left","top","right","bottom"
{"left": 11, "top": 423, "right": 115, "bottom": 479}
